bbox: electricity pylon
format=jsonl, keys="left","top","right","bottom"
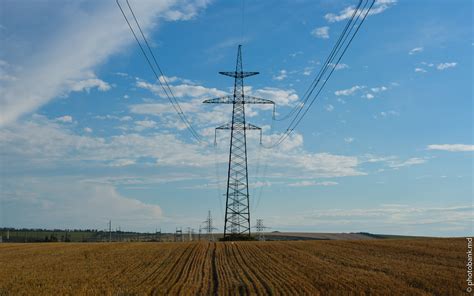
{"left": 253, "top": 219, "right": 269, "bottom": 241}
{"left": 202, "top": 210, "right": 218, "bottom": 241}
{"left": 204, "top": 45, "right": 274, "bottom": 239}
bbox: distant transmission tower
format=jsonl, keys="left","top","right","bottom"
{"left": 175, "top": 227, "right": 183, "bottom": 242}
{"left": 108, "top": 220, "right": 112, "bottom": 242}
{"left": 202, "top": 210, "right": 218, "bottom": 241}
{"left": 204, "top": 45, "right": 274, "bottom": 239}
{"left": 254, "top": 219, "right": 268, "bottom": 241}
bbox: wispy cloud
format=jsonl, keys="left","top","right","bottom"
{"left": 55, "top": 115, "right": 73, "bottom": 123}
{"left": 325, "top": 0, "right": 397, "bottom": 23}
{"left": 136, "top": 79, "right": 226, "bottom": 99}
{"left": 363, "top": 93, "right": 374, "bottom": 99}
{"left": 408, "top": 47, "right": 424, "bottom": 55}
{"left": 371, "top": 86, "right": 387, "bottom": 93}
{"left": 436, "top": 62, "right": 457, "bottom": 70}
{"left": 0, "top": 0, "right": 210, "bottom": 127}
{"left": 328, "top": 63, "right": 349, "bottom": 70}
{"left": 289, "top": 51, "right": 303, "bottom": 58}
{"left": 374, "top": 110, "right": 399, "bottom": 119}
{"left": 427, "top": 144, "right": 474, "bottom": 152}
{"left": 325, "top": 104, "right": 334, "bottom": 112}
{"left": 134, "top": 120, "right": 157, "bottom": 131}
{"left": 311, "top": 26, "right": 329, "bottom": 39}
{"left": 66, "top": 72, "right": 111, "bottom": 92}
{"left": 388, "top": 157, "right": 427, "bottom": 169}
{"left": 335, "top": 85, "right": 365, "bottom": 96}
{"left": 1, "top": 176, "right": 163, "bottom": 231}
{"left": 288, "top": 180, "right": 338, "bottom": 187}
{"left": 273, "top": 70, "right": 288, "bottom": 81}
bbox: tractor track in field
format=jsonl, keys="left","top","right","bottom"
{"left": 210, "top": 243, "right": 219, "bottom": 295}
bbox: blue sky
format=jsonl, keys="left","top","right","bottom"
{"left": 0, "top": 0, "right": 472, "bottom": 236}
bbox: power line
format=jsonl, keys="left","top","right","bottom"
{"left": 265, "top": 0, "right": 373, "bottom": 147}
{"left": 116, "top": 0, "right": 204, "bottom": 143}
{"left": 263, "top": 0, "right": 375, "bottom": 149}
{"left": 273, "top": 0, "right": 364, "bottom": 122}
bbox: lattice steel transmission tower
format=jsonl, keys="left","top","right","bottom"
{"left": 202, "top": 210, "right": 218, "bottom": 241}
{"left": 204, "top": 45, "right": 274, "bottom": 239}
{"left": 174, "top": 227, "right": 183, "bottom": 242}
{"left": 254, "top": 219, "right": 268, "bottom": 241}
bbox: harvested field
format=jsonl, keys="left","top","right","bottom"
{"left": 0, "top": 238, "right": 465, "bottom": 295}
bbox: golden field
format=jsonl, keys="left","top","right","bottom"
{"left": 0, "top": 238, "right": 465, "bottom": 295}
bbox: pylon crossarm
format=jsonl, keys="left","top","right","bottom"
{"left": 216, "top": 123, "right": 232, "bottom": 129}
{"left": 203, "top": 95, "right": 233, "bottom": 104}
{"left": 215, "top": 123, "right": 262, "bottom": 145}
{"left": 243, "top": 96, "right": 274, "bottom": 105}
{"left": 219, "top": 71, "right": 259, "bottom": 78}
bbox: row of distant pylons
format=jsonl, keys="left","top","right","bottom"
{"left": 173, "top": 211, "right": 269, "bottom": 242}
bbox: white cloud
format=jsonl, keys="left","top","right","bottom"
{"left": 95, "top": 115, "right": 133, "bottom": 121}
{"left": 273, "top": 70, "right": 288, "bottom": 81}
{"left": 137, "top": 80, "right": 226, "bottom": 99}
{"left": 0, "top": 115, "right": 217, "bottom": 168}
{"left": 427, "top": 144, "right": 474, "bottom": 152}
{"left": 302, "top": 67, "right": 313, "bottom": 76}
{"left": 288, "top": 180, "right": 338, "bottom": 187}
{"left": 421, "top": 62, "right": 434, "bottom": 67}
{"left": 55, "top": 115, "right": 73, "bottom": 123}
{"left": 415, "top": 67, "right": 427, "bottom": 73}
{"left": 84, "top": 127, "right": 93, "bottom": 133}
{"left": 66, "top": 72, "right": 111, "bottom": 92}
{"left": 334, "top": 63, "right": 349, "bottom": 70}
{"left": 408, "top": 47, "right": 424, "bottom": 55}
{"left": 377, "top": 110, "right": 399, "bottom": 118}
{"left": 311, "top": 26, "right": 329, "bottom": 39}
{"left": 388, "top": 157, "right": 426, "bottom": 169}
{"left": 0, "top": 0, "right": 210, "bottom": 127}
{"left": 363, "top": 93, "right": 374, "bottom": 100}
{"left": 344, "top": 137, "right": 354, "bottom": 143}
{"left": 325, "top": 0, "right": 397, "bottom": 23}
{"left": 436, "top": 62, "right": 457, "bottom": 70}
{"left": 158, "top": 75, "right": 180, "bottom": 84}
{"left": 120, "top": 116, "right": 133, "bottom": 121}
{"left": 134, "top": 120, "right": 157, "bottom": 131}
{"left": 132, "top": 78, "right": 298, "bottom": 128}
{"left": 297, "top": 204, "right": 473, "bottom": 234}
{"left": 328, "top": 63, "right": 349, "bottom": 70}
{"left": 325, "top": 104, "right": 334, "bottom": 112}
{"left": 289, "top": 51, "right": 303, "bottom": 58}
{"left": 109, "top": 159, "right": 136, "bottom": 167}
{"left": 252, "top": 87, "right": 299, "bottom": 106}
{"left": 1, "top": 177, "right": 162, "bottom": 231}
{"left": 130, "top": 102, "right": 197, "bottom": 116}
{"left": 1, "top": 116, "right": 370, "bottom": 199}
{"left": 0, "top": 60, "right": 17, "bottom": 82}
{"left": 335, "top": 85, "right": 365, "bottom": 96}
{"left": 290, "top": 152, "right": 364, "bottom": 178}
{"left": 370, "top": 86, "right": 388, "bottom": 93}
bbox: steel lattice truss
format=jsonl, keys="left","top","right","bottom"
{"left": 204, "top": 45, "right": 274, "bottom": 238}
